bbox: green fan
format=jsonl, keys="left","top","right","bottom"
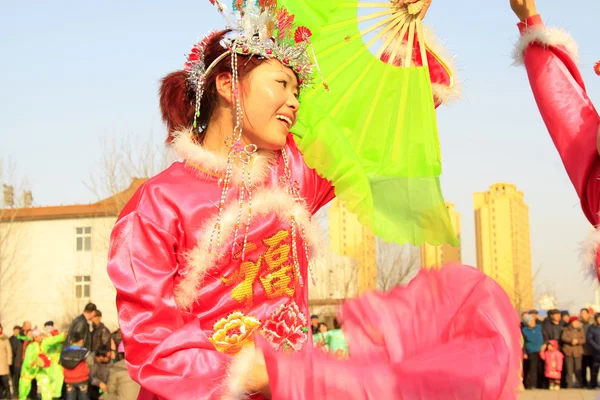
{"left": 282, "top": 0, "right": 457, "bottom": 246}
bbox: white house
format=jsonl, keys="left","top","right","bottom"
{"left": 0, "top": 181, "right": 369, "bottom": 333}
{"left": 0, "top": 179, "right": 146, "bottom": 332}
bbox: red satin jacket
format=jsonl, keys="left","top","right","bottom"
{"left": 107, "top": 130, "right": 334, "bottom": 399}
{"left": 517, "top": 15, "right": 600, "bottom": 278}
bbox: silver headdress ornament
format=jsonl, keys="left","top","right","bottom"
{"left": 183, "top": 0, "right": 320, "bottom": 286}
{"left": 184, "top": 0, "right": 320, "bottom": 130}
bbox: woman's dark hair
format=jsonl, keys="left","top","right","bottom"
{"left": 84, "top": 302, "right": 97, "bottom": 313}
{"left": 111, "top": 329, "right": 122, "bottom": 348}
{"left": 159, "top": 30, "right": 264, "bottom": 143}
{"left": 333, "top": 318, "right": 342, "bottom": 330}
{"left": 95, "top": 345, "right": 111, "bottom": 358}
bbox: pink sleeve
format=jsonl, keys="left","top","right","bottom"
{"left": 107, "top": 211, "right": 230, "bottom": 400}
{"left": 286, "top": 135, "right": 335, "bottom": 214}
{"left": 260, "top": 265, "right": 521, "bottom": 400}
{"left": 558, "top": 353, "right": 564, "bottom": 371}
{"left": 306, "top": 171, "right": 335, "bottom": 215}
{"left": 517, "top": 15, "right": 600, "bottom": 225}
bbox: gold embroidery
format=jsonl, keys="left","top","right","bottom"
{"left": 260, "top": 264, "right": 295, "bottom": 299}
{"left": 221, "top": 243, "right": 261, "bottom": 309}
{"left": 210, "top": 311, "right": 261, "bottom": 355}
{"left": 261, "top": 230, "right": 297, "bottom": 298}
{"left": 222, "top": 230, "right": 297, "bottom": 307}
{"left": 263, "top": 230, "right": 291, "bottom": 270}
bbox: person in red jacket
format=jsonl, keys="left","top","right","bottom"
{"left": 61, "top": 332, "right": 91, "bottom": 400}
{"left": 510, "top": 0, "right": 600, "bottom": 279}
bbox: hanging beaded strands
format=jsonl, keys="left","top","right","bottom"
{"left": 183, "top": 0, "right": 322, "bottom": 284}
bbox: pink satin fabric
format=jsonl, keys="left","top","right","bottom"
{"left": 107, "top": 135, "right": 334, "bottom": 399}
{"left": 261, "top": 264, "right": 522, "bottom": 400}
{"left": 519, "top": 16, "right": 600, "bottom": 226}
{"left": 540, "top": 347, "right": 563, "bottom": 380}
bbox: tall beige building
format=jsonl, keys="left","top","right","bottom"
{"left": 420, "top": 202, "right": 462, "bottom": 268}
{"left": 473, "top": 183, "right": 533, "bottom": 310}
{"left": 328, "top": 198, "right": 377, "bottom": 294}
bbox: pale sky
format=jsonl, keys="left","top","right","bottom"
{"left": 1, "top": 1, "right": 599, "bottom": 310}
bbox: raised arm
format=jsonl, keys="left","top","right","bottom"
{"left": 512, "top": 2, "right": 600, "bottom": 226}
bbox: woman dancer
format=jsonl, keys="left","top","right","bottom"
{"left": 108, "top": 1, "right": 520, "bottom": 398}
{"left": 510, "top": 0, "right": 600, "bottom": 279}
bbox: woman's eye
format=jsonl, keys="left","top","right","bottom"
{"left": 278, "top": 80, "right": 287, "bottom": 88}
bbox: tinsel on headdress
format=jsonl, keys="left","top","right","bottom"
{"left": 185, "top": 0, "right": 315, "bottom": 92}
{"left": 177, "top": 0, "right": 319, "bottom": 288}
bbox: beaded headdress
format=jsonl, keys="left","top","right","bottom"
{"left": 185, "top": 0, "right": 319, "bottom": 130}
{"left": 183, "top": 0, "right": 320, "bottom": 285}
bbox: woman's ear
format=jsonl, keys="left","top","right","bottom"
{"left": 215, "top": 72, "right": 234, "bottom": 105}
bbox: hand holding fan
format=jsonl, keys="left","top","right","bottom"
{"left": 283, "top": 0, "right": 458, "bottom": 246}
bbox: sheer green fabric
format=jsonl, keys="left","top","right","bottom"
{"left": 283, "top": 0, "right": 457, "bottom": 245}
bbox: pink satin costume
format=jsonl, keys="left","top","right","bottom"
{"left": 107, "top": 128, "right": 521, "bottom": 399}
{"left": 106, "top": 36, "right": 524, "bottom": 400}
{"left": 108, "top": 131, "right": 334, "bottom": 399}
{"left": 516, "top": 15, "right": 600, "bottom": 277}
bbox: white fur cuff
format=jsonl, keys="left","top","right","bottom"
{"left": 432, "top": 82, "right": 462, "bottom": 106}
{"left": 222, "top": 346, "right": 261, "bottom": 400}
{"left": 580, "top": 228, "right": 600, "bottom": 281}
{"left": 513, "top": 26, "right": 579, "bottom": 65}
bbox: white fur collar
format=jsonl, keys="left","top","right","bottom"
{"left": 174, "top": 185, "right": 326, "bottom": 310}
{"left": 170, "top": 129, "right": 278, "bottom": 184}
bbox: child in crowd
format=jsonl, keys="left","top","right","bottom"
{"left": 540, "top": 340, "right": 564, "bottom": 391}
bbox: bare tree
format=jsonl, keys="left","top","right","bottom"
{"left": 56, "top": 275, "right": 82, "bottom": 332}
{"left": 85, "top": 133, "right": 170, "bottom": 211}
{"left": 513, "top": 263, "right": 541, "bottom": 312}
{"left": 0, "top": 159, "right": 30, "bottom": 321}
{"left": 84, "top": 134, "right": 171, "bottom": 250}
{"left": 333, "top": 253, "right": 359, "bottom": 299}
{"left": 531, "top": 263, "right": 542, "bottom": 299}
{"left": 376, "top": 239, "right": 420, "bottom": 291}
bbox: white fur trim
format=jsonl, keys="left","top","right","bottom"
{"left": 431, "top": 81, "right": 462, "bottom": 105}
{"left": 422, "top": 26, "right": 462, "bottom": 104}
{"left": 381, "top": 24, "right": 461, "bottom": 105}
{"left": 170, "top": 129, "right": 277, "bottom": 184}
{"left": 174, "top": 185, "right": 326, "bottom": 309}
{"left": 580, "top": 228, "right": 600, "bottom": 281}
{"left": 513, "top": 26, "right": 579, "bottom": 65}
{"left": 221, "top": 346, "right": 261, "bottom": 400}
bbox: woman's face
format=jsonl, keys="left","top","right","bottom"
{"left": 239, "top": 60, "right": 300, "bottom": 151}
{"left": 319, "top": 324, "right": 328, "bottom": 333}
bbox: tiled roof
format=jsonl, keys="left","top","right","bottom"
{"left": 0, "top": 178, "right": 147, "bottom": 222}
